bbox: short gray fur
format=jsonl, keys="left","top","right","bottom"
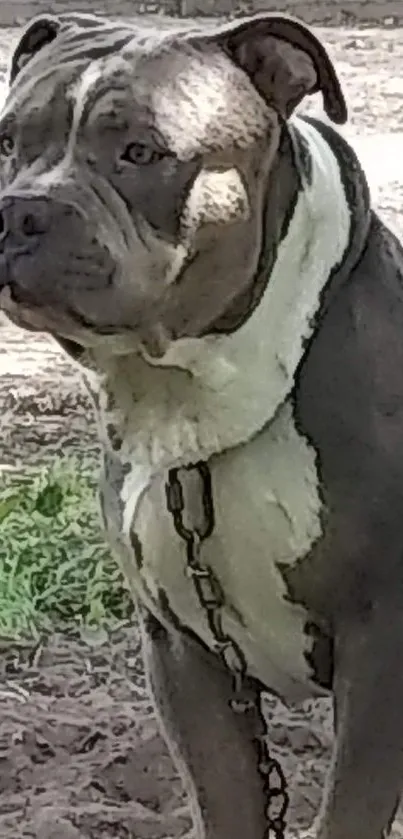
{"left": 0, "top": 11, "right": 401, "bottom": 839}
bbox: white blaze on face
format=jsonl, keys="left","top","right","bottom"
{"left": 180, "top": 167, "right": 251, "bottom": 237}
{"left": 146, "top": 45, "right": 273, "bottom": 160}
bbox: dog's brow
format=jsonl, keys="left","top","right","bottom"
{"left": 73, "top": 53, "right": 132, "bottom": 127}
{"left": 80, "top": 85, "right": 131, "bottom": 129}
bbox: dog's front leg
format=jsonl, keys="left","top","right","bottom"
{"left": 317, "top": 603, "right": 403, "bottom": 839}
{"left": 140, "top": 607, "right": 268, "bottom": 839}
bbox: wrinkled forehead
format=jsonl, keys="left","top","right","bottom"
{"left": 3, "top": 21, "right": 166, "bottom": 116}
{"left": 3, "top": 20, "right": 270, "bottom": 159}
{"left": 121, "top": 42, "right": 270, "bottom": 157}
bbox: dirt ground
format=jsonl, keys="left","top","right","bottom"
{"left": 1, "top": 6, "right": 403, "bottom": 839}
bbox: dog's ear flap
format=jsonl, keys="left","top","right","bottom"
{"left": 9, "top": 15, "right": 61, "bottom": 85}
{"left": 192, "top": 14, "right": 347, "bottom": 124}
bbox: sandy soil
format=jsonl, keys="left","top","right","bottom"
{"left": 0, "top": 8, "right": 403, "bottom": 839}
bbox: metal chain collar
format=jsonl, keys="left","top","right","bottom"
{"left": 165, "top": 462, "right": 289, "bottom": 839}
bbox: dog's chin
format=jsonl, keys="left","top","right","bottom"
{"left": 0, "top": 287, "right": 176, "bottom": 362}
{"left": 0, "top": 286, "right": 75, "bottom": 336}
{"left": 2, "top": 310, "right": 42, "bottom": 333}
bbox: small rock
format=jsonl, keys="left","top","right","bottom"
{"left": 79, "top": 625, "right": 109, "bottom": 647}
{"left": 35, "top": 813, "right": 82, "bottom": 839}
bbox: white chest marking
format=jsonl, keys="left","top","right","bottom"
{"left": 130, "top": 401, "right": 324, "bottom": 699}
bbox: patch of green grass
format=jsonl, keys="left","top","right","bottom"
{"left": 0, "top": 457, "right": 134, "bottom": 640}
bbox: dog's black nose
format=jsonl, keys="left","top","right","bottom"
{"left": 0, "top": 196, "right": 50, "bottom": 247}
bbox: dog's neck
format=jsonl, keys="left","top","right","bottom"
{"left": 87, "top": 117, "right": 351, "bottom": 478}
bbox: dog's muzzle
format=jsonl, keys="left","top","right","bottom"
{"left": 0, "top": 192, "right": 115, "bottom": 313}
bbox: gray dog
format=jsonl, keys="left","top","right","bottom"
{"left": 0, "top": 10, "right": 402, "bottom": 839}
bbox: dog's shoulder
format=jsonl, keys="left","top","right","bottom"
{"left": 294, "top": 122, "right": 403, "bottom": 544}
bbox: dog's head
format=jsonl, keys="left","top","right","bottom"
{"left": 0, "top": 12, "right": 346, "bottom": 357}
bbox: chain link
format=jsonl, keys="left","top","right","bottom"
{"left": 165, "top": 463, "right": 289, "bottom": 839}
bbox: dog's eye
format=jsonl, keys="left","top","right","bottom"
{"left": 121, "top": 142, "right": 164, "bottom": 166}
{"left": 0, "top": 134, "right": 15, "bottom": 158}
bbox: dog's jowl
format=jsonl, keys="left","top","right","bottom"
{"left": 1, "top": 10, "right": 403, "bottom": 839}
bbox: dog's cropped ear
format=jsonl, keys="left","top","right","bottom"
{"left": 9, "top": 15, "right": 61, "bottom": 85}
{"left": 191, "top": 14, "right": 347, "bottom": 124}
